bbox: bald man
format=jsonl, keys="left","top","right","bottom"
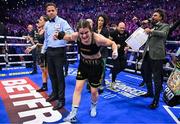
{"left": 24, "top": 24, "right": 37, "bottom": 74}
{"left": 110, "top": 22, "right": 130, "bottom": 89}
{"left": 86, "top": 18, "right": 94, "bottom": 28}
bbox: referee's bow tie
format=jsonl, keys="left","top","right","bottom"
{"left": 49, "top": 18, "right": 55, "bottom": 22}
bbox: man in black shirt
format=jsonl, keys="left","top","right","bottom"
{"left": 110, "top": 22, "right": 130, "bottom": 89}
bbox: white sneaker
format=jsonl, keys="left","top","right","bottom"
{"left": 110, "top": 82, "right": 116, "bottom": 90}
{"left": 90, "top": 105, "right": 97, "bottom": 117}
{"left": 63, "top": 111, "right": 77, "bottom": 123}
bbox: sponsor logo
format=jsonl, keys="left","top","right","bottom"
{"left": 103, "top": 80, "right": 146, "bottom": 99}
{"left": 0, "top": 77, "right": 65, "bottom": 124}
{"left": 164, "top": 86, "right": 175, "bottom": 100}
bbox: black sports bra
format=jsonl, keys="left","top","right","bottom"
{"left": 77, "top": 33, "right": 101, "bottom": 55}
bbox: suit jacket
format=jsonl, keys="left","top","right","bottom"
{"left": 143, "top": 22, "right": 170, "bottom": 60}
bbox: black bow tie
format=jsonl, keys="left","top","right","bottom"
{"left": 49, "top": 18, "right": 55, "bottom": 23}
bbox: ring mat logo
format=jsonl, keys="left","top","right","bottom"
{"left": 103, "top": 80, "right": 146, "bottom": 99}
{"left": 0, "top": 77, "right": 67, "bottom": 124}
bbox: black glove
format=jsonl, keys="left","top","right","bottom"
{"left": 58, "top": 31, "right": 65, "bottom": 40}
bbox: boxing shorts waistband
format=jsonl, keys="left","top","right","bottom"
{"left": 81, "top": 57, "right": 102, "bottom": 65}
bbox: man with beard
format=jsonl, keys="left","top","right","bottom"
{"left": 140, "top": 8, "right": 169, "bottom": 109}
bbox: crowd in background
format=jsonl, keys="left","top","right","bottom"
{"left": 1, "top": 0, "right": 179, "bottom": 41}
{"left": 0, "top": 0, "right": 179, "bottom": 76}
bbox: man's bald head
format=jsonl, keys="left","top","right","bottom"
{"left": 86, "top": 18, "right": 93, "bottom": 28}
{"left": 117, "top": 22, "right": 126, "bottom": 33}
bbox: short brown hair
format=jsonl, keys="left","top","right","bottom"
{"left": 45, "top": 2, "right": 57, "bottom": 9}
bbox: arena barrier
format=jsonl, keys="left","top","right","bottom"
{"left": 0, "top": 35, "right": 179, "bottom": 78}
{"left": 0, "top": 36, "right": 78, "bottom": 76}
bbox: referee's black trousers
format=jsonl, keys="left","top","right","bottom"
{"left": 47, "top": 47, "right": 66, "bottom": 103}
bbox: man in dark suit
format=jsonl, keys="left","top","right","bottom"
{"left": 141, "top": 9, "right": 169, "bottom": 109}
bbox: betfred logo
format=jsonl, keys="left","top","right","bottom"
{"left": 0, "top": 77, "right": 66, "bottom": 124}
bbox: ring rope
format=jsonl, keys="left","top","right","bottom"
{"left": 0, "top": 35, "right": 177, "bottom": 75}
